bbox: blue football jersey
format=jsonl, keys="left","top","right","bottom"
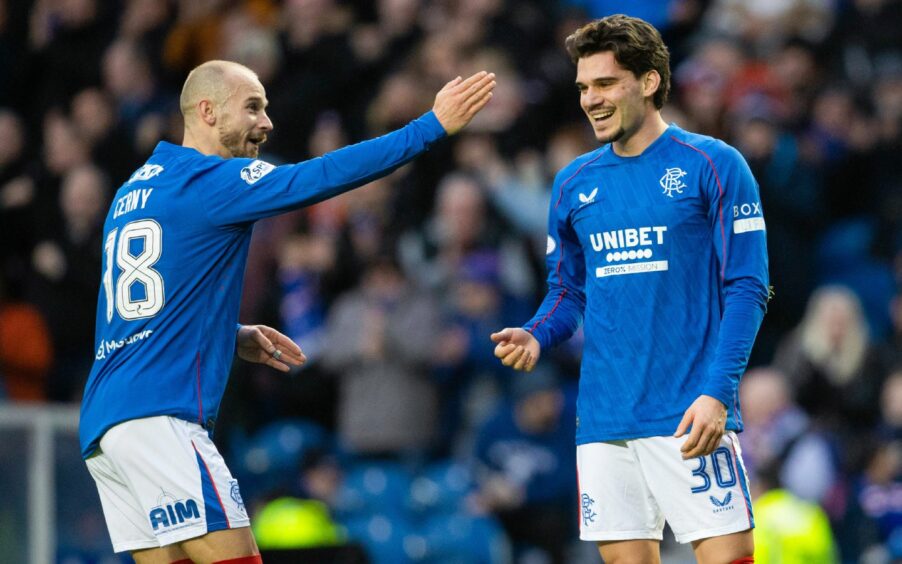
{"left": 525, "top": 124, "right": 769, "bottom": 445}
{"left": 79, "top": 112, "right": 446, "bottom": 458}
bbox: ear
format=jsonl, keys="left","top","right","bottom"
{"left": 197, "top": 99, "right": 217, "bottom": 126}
{"left": 643, "top": 70, "right": 661, "bottom": 100}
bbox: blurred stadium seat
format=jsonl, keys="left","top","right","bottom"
{"left": 231, "top": 418, "right": 330, "bottom": 500}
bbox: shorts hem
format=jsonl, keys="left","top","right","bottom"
{"left": 674, "top": 523, "right": 754, "bottom": 544}
{"left": 111, "top": 539, "right": 160, "bottom": 553}
{"left": 155, "top": 525, "right": 212, "bottom": 547}
{"left": 580, "top": 530, "right": 664, "bottom": 542}
{"left": 157, "top": 521, "right": 252, "bottom": 546}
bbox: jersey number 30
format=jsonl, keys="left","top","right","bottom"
{"left": 103, "top": 219, "right": 165, "bottom": 322}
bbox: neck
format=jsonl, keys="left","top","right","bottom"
{"left": 182, "top": 126, "right": 228, "bottom": 158}
{"left": 612, "top": 110, "right": 668, "bottom": 157}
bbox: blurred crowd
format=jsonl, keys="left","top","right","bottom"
{"left": 0, "top": 0, "right": 900, "bottom": 562}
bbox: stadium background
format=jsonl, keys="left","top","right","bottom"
{"left": 0, "top": 0, "right": 900, "bottom": 562}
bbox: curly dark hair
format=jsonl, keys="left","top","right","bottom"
{"left": 565, "top": 15, "right": 671, "bottom": 109}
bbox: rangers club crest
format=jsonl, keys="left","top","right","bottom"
{"left": 659, "top": 167, "right": 687, "bottom": 198}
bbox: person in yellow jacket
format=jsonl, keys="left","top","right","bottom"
{"left": 252, "top": 497, "right": 345, "bottom": 550}
{"left": 753, "top": 464, "right": 838, "bottom": 563}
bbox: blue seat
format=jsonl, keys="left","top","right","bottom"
{"left": 409, "top": 460, "right": 474, "bottom": 515}
{"left": 232, "top": 419, "right": 330, "bottom": 499}
{"left": 420, "top": 513, "right": 511, "bottom": 564}
{"left": 334, "top": 460, "right": 415, "bottom": 519}
{"left": 342, "top": 513, "right": 424, "bottom": 563}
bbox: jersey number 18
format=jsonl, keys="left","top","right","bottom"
{"left": 103, "top": 219, "right": 165, "bottom": 322}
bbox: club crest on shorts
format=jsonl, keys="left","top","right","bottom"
{"left": 230, "top": 480, "right": 246, "bottom": 514}
{"left": 581, "top": 493, "right": 597, "bottom": 525}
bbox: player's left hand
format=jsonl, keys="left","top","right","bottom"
{"left": 674, "top": 394, "right": 727, "bottom": 459}
{"left": 236, "top": 324, "right": 306, "bottom": 372}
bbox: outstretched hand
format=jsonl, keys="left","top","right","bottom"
{"left": 432, "top": 71, "right": 496, "bottom": 135}
{"left": 236, "top": 324, "right": 306, "bottom": 372}
{"left": 674, "top": 395, "right": 728, "bottom": 459}
{"left": 490, "top": 327, "right": 541, "bottom": 372}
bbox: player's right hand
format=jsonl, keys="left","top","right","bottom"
{"left": 432, "top": 71, "right": 496, "bottom": 135}
{"left": 490, "top": 327, "right": 541, "bottom": 372}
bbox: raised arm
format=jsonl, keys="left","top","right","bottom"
{"left": 204, "top": 72, "right": 496, "bottom": 225}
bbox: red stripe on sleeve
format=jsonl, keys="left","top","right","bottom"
{"left": 670, "top": 137, "right": 728, "bottom": 280}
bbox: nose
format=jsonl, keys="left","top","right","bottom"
{"left": 583, "top": 86, "right": 604, "bottom": 108}
{"left": 260, "top": 111, "right": 274, "bottom": 132}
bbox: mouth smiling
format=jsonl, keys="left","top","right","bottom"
{"left": 589, "top": 108, "right": 615, "bottom": 123}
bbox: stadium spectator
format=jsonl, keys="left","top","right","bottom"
{"left": 322, "top": 254, "right": 443, "bottom": 457}
{"left": 739, "top": 367, "right": 840, "bottom": 507}
{"left": 28, "top": 164, "right": 108, "bottom": 401}
{"left": 0, "top": 109, "right": 33, "bottom": 277}
{"left": 751, "top": 461, "right": 839, "bottom": 564}
{"left": 469, "top": 367, "right": 577, "bottom": 564}
{"left": 774, "top": 285, "right": 888, "bottom": 432}
{"left": 399, "top": 172, "right": 535, "bottom": 299}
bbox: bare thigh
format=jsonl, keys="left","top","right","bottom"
{"left": 132, "top": 528, "right": 259, "bottom": 564}
{"left": 691, "top": 529, "right": 754, "bottom": 564}
{"left": 598, "top": 539, "right": 661, "bottom": 564}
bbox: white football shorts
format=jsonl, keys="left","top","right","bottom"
{"left": 577, "top": 432, "right": 754, "bottom": 544}
{"left": 85, "top": 416, "right": 249, "bottom": 553}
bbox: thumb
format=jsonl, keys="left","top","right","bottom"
{"left": 673, "top": 410, "right": 693, "bottom": 438}
{"left": 490, "top": 328, "right": 512, "bottom": 343}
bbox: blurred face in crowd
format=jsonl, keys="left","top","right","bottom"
{"left": 575, "top": 51, "right": 660, "bottom": 147}
{"left": 61, "top": 166, "right": 107, "bottom": 227}
{"left": 0, "top": 110, "right": 24, "bottom": 166}
{"left": 815, "top": 291, "right": 859, "bottom": 348}
{"left": 437, "top": 176, "right": 485, "bottom": 246}
{"left": 215, "top": 69, "right": 273, "bottom": 158}
{"left": 517, "top": 389, "right": 563, "bottom": 433}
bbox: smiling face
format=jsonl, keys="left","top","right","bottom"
{"left": 180, "top": 61, "right": 275, "bottom": 159}
{"left": 575, "top": 51, "right": 655, "bottom": 146}
{"left": 216, "top": 71, "right": 273, "bottom": 158}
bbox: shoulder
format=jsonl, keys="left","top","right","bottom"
{"left": 668, "top": 128, "right": 746, "bottom": 169}
{"left": 552, "top": 146, "right": 608, "bottom": 187}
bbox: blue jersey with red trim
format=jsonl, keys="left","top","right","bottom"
{"left": 525, "top": 124, "right": 769, "bottom": 444}
{"left": 79, "top": 112, "right": 446, "bottom": 458}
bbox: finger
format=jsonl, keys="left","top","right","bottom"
{"left": 673, "top": 411, "right": 692, "bottom": 438}
{"left": 273, "top": 333, "right": 303, "bottom": 357}
{"left": 490, "top": 329, "right": 512, "bottom": 344}
{"left": 461, "top": 78, "right": 496, "bottom": 105}
{"left": 463, "top": 84, "right": 496, "bottom": 113}
{"left": 265, "top": 358, "right": 292, "bottom": 373}
{"left": 275, "top": 351, "right": 305, "bottom": 367}
{"left": 512, "top": 350, "right": 531, "bottom": 371}
{"left": 696, "top": 433, "right": 719, "bottom": 458}
{"left": 464, "top": 76, "right": 496, "bottom": 100}
{"left": 253, "top": 329, "right": 276, "bottom": 355}
{"left": 701, "top": 431, "right": 724, "bottom": 456}
{"left": 464, "top": 91, "right": 494, "bottom": 118}
{"left": 441, "top": 76, "right": 463, "bottom": 92}
{"left": 680, "top": 423, "right": 702, "bottom": 455}
{"left": 494, "top": 342, "right": 516, "bottom": 358}
{"left": 454, "top": 71, "right": 489, "bottom": 91}
{"left": 501, "top": 346, "right": 526, "bottom": 367}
